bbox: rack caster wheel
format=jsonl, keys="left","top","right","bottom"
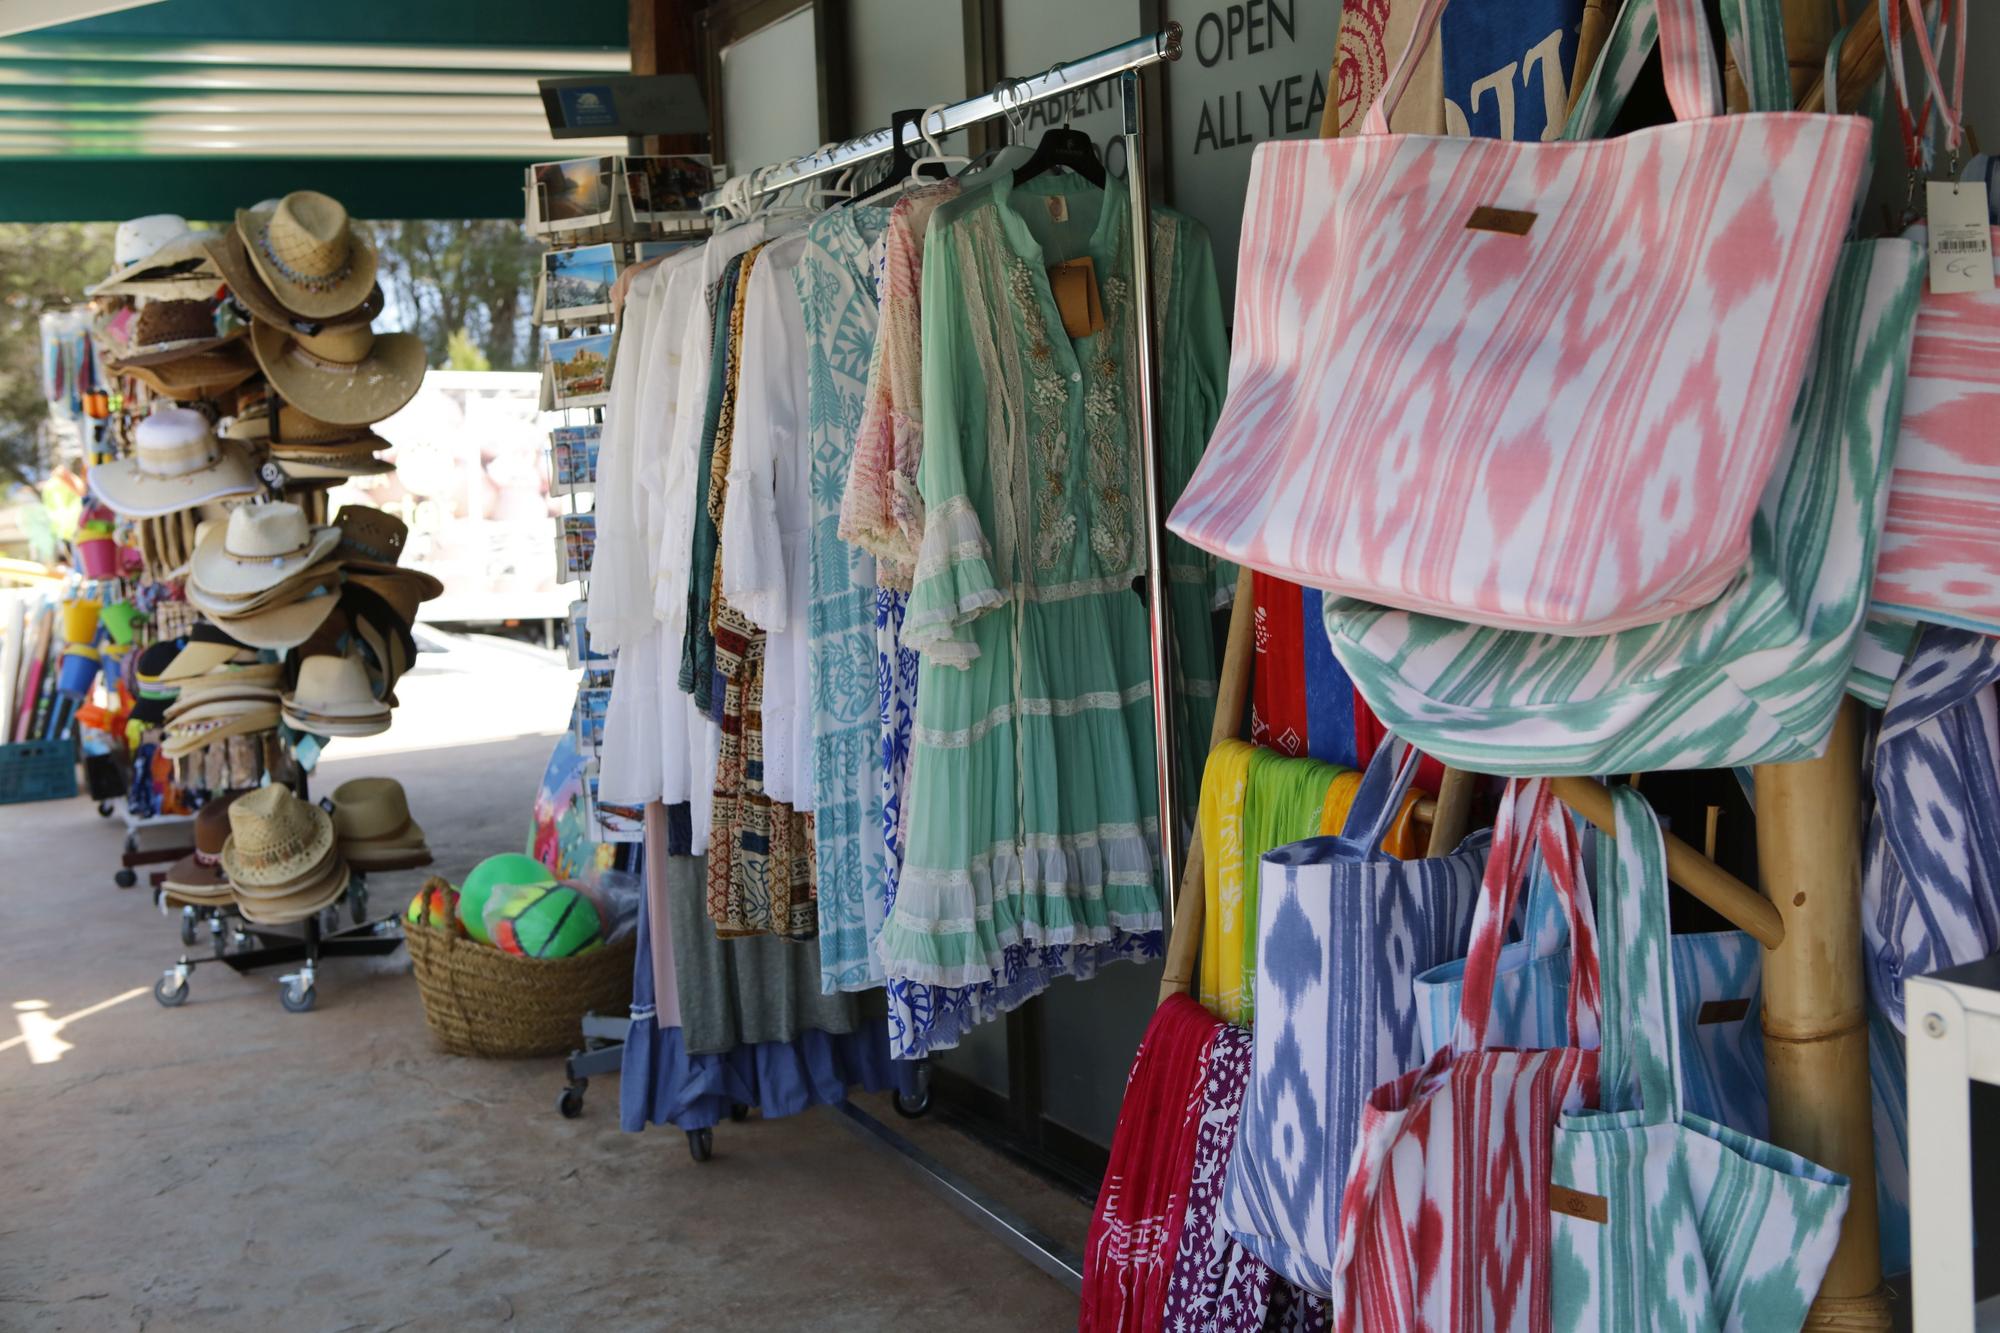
{"left": 115, "top": 868, "right": 137, "bottom": 889}
{"left": 557, "top": 1085, "right": 586, "bottom": 1119}
{"left": 153, "top": 974, "right": 188, "bottom": 1007}
{"left": 350, "top": 883, "right": 368, "bottom": 925}
{"left": 98, "top": 801, "right": 114, "bottom": 818}
{"left": 280, "top": 981, "right": 317, "bottom": 1013}
{"left": 179, "top": 910, "right": 198, "bottom": 946}
{"left": 728, "top": 1103, "right": 750, "bottom": 1122}
{"left": 211, "top": 923, "right": 229, "bottom": 959}
{"left": 892, "top": 1088, "right": 932, "bottom": 1118}
{"left": 686, "top": 1128, "right": 713, "bottom": 1162}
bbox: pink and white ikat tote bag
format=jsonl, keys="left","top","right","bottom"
{"left": 1167, "top": 0, "right": 1873, "bottom": 636}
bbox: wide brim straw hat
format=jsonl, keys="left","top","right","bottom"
{"left": 90, "top": 408, "right": 259, "bottom": 519}
{"left": 248, "top": 321, "right": 424, "bottom": 427}
{"left": 335, "top": 506, "right": 443, "bottom": 600}
{"left": 164, "top": 687, "right": 282, "bottom": 724}
{"left": 187, "top": 561, "right": 342, "bottom": 616}
{"left": 157, "top": 622, "right": 257, "bottom": 682}
{"left": 189, "top": 503, "right": 342, "bottom": 599}
{"left": 204, "top": 225, "right": 383, "bottom": 333}
{"left": 168, "top": 659, "right": 283, "bottom": 693}
{"left": 284, "top": 653, "right": 390, "bottom": 720}
{"left": 162, "top": 704, "right": 282, "bottom": 758}
{"left": 234, "top": 191, "right": 379, "bottom": 320}
{"left": 119, "top": 342, "right": 260, "bottom": 404}
{"left": 90, "top": 228, "right": 222, "bottom": 301}
{"left": 220, "top": 784, "right": 336, "bottom": 889}
{"left": 108, "top": 301, "right": 245, "bottom": 368}
{"left": 273, "top": 448, "right": 397, "bottom": 482}
{"left": 198, "top": 589, "right": 342, "bottom": 652}
{"left": 234, "top": 859, "right": 351, "bottom": 925}
{"left": 282, "top": 708, "right": 391, "bottom": 738}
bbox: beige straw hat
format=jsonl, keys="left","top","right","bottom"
{"left": 190, "top": 503, "right": 342, "bottom": 599}
{"left": 234, "top": 858, "right": 351, "bottom": 925}
{"left": 282, "top": 654, "right": 389, "bottom": 736}
{"left": 248, "top": 320, "right": 424, "bottom": 427}
{"left": 108, "top": 300, "right": 244, "bottom": 368}
{"left": 330, "top": 777, "right": 431, "bottom": 869}
{"left": 119, "top": 342, "right": 260, "bottom": 404}
{"left": 234, "top": 191, "right": 379, "bottom": 319}
{"left": 195, "top": 589, "right": 343, "bottom": 653}
{"left": 220, "top": 785, "right": 336, "bottom": 889}
{"left": 204, "top": 223, "right": 383, "bottom": 333}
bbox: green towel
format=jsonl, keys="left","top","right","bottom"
{"left": 1239, "top": 749, "right": 1344, "bottom": 1022}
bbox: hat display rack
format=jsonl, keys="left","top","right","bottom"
{"left": 59, "top": 195, "right": 442, "bottom": 1015}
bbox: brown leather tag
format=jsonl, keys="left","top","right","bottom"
{"left": 1048, "top": 256, "right": 1106, "bottom": 339}
{"left": 1549, "top": 1184, "right": 1608, "bottom": 1224}
{"left": 1698, "top": 997, "right": 1752, "bottom": 1025}
{"left": 1466, "top": 205, "right": 1537, "bottom": 235}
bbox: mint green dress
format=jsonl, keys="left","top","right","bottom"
{"left": 875, "top": 174, "right": 1228, "bottom": 989}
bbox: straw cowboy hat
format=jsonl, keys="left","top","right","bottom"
{"left": 190, "top": 502, "right": 341, "bottom": 600}
{"left": 330, "top": 776, "right": 431, "bottom": 871}
{"left": 228, "top": 405, "right": 395, "bottom": 481}
{"left": 107, "top": 300, "right": 244, "bottom": 369}
{"left": 234, "top": 191, "right": 378, "bottom": 320}
{"left": 340, "top": 580, "right": 416, "bottom": 705}
{"left": 248, "top": 320, "right": 424, "bottom": 427}
{"left": 161, "top": 792, "right": 247, "bottom": 903}
{"left": 120, "top": 343, "right": 260, "bottom": 404}
{"left": 90, "top": 215, "right": 222, "bottom": 300}
{"left": 196, "top": 593, "right": 342, "bottom": 653}
{"left": 204, "top": 224, "right": 383, "bottom": 334}
{"left": 334, "top": 507, "right": 443, "bottom": 601}
{"left": 221, "top": 784, "right": 336, "bottom": 889}
{"left": 89, "top": 407, "right": 259, "bottom": 518}
{"left": 282, "top": 653, "right": 390, "bottom": 736}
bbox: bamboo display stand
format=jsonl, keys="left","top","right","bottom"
{"left": 1159, "top": 4, "right": 1897, "bottom": 1324}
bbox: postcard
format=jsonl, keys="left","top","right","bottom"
{"left": 550, "top": 423, "right": 601, "bottom": 495}
{"left": 532, "top": 156, "right": 618, "bottom": 232}
{"left": 625, "top": 155, "right": 713, "bottom": 223}
{"left": 566, "top": 597, "right": 612, "bottom": 670}
{"left": 557, "top": 512, "right": 596, "bottom": 583}
{"left": 540, "top": 242, "right": 618, "bottom": 325}
{"left": 546, "top": 330, "right": 613, "bottom": 409}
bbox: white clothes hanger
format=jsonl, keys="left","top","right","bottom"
{"left": 909, "top": 103, "right": 971, "bottom": 182}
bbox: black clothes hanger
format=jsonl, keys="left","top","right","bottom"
{"left": 1013, "top": 122, "right": 1105, "bottom": 188}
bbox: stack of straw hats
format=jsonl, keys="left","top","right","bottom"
{"left": 222, "top": 785, "right": 349, "bottom": 925}
{"left": 281, "top": 654, "right": 389, "bottom": 737}
{"left": 187, "top": 502, "right": 342, "bottom": 651}
{"left": 161, "top": 660, "right": 283, "bottom": 760}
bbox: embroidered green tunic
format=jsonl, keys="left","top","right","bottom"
{"left": 875, "top": 174, "right": 1229, "bottom": 989}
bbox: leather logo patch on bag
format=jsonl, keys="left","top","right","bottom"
{"left": 1549, "top": 1184, "right": 1608, "bottom": 1224}
{"left": 1465, "top": 206, "right": 1538, "bottom": 235}
{"left": 1698, "top": 997, "right": 1753, "bottom": 1024}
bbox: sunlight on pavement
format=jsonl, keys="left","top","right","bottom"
{"left": 3, "top": 990, "right": 148, "bottom": 1065}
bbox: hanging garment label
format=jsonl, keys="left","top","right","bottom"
{"left": 1926, "top": 180, "right": 1995, "bottom": 294}
{"left": 1549, "top": 1184, "right": 1608, "bottom": 1224}
{"left": 1697, "top": 996, "right": 1753, "bottom": 1025}
{"left": 1048, "top": 256, "right": 1106, "bottom": 339}
{"left": 1046, "top": 194, "right": 1069, "bottom": 224}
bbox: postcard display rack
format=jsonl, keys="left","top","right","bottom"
{"left": 528, "top": 150, "right": 712, "bottom": 845}
{"left": 637, "top": 29, "right": 1189, "bottom": 1282}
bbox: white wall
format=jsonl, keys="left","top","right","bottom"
{"left": 719, "top": 6, "right": 821, "bottom": 178}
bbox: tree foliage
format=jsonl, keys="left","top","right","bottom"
{"left": 368, "top": 219, "right": 540, "bottom": 372}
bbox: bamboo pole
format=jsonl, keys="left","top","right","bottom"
{"left": 1797, "top": 2, "right": 1886, "bottom": 113}
{"left": 1550, "top": 776, "right": 1786, "bottom": 949}
{"left": 1564, "top": 0, "right": 1622, "bottom": 118}
{"left": 1755, "top": 702, "right": 1889, "bottom": 1328}
{"left": 1424, "top": 765, "right": 1477, "bottom": 856}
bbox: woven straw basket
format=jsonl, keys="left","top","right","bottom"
{"left": 404, "top": 924, "right": 635, "bottom": 1058}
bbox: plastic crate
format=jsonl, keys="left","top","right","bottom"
{"left": 0, "top": 738, "right": 79, "bottom": 805}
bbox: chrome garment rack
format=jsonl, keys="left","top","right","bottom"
{"left": 703, "top": 25, "right": 1187, "bottom": 1293}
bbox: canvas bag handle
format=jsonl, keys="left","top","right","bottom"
{"left": 1366, "top": 0, "right": 1726, "bottom": 136}
{"left": 1451, "top": 778, "right": 1603, "bottom": 1056}
{"left": 1885, "top": 0, "right": 1968, "bottom": 165}
{"left": 1343, "top": 734, "right": 1426, "bottom": 864}
{"left": 1596, "top": 785, "right": 1685, "bottom": 1123}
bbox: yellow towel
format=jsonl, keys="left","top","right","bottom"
{"left": 1197, "top": 739, "right": 1256, "bottom": 1022}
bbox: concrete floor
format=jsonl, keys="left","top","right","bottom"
{"left": 0, "top": 636, "right": 1082, "bottom": 1332}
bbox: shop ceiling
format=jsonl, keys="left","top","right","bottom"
{"left": 0, "top": 0, "right": 639, "bottom": 221}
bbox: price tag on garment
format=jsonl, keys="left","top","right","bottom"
{"left": 1048, "top": 256, "right": 1106, "bottom": 339}
{"left": 1926, "top": 179, "right": 1995, "bottom": 294}
{"left": 1046, "top": 194, "right": 1069, "bottom": 224}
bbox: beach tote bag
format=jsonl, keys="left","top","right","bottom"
{"left": 1328, "top": 779, "right": 1602, "bottom": 1331}
{"left": 1216, "top": 739, "right": 1490, "bottom": 1297}
{"left": 1867, "top": 1, "right": 2000, "bottom": 631}
{"left": 1167, "top": 0, "right": 1872, "bottom": 634}
{"left": 1322, "top": 234, "right": 1925, "bottom": 776}
{"left": 1548, "top": 786, "right": 1848, "bottom": 1332}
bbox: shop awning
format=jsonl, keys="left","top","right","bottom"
{"left": 0, "top": 0, "right": 634, "bottom": 221}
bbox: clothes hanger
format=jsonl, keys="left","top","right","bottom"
{"left": 1012, "top": 64, "right": 1106, "bottom": 188}
{"left": 838, "top": 110, "right": 925, "bottom": 208}
{"left": 960, "top": 78, "right": 1038, "bottom": 179}
{"left": 909, "top": 103, "right": 971, "bottom": 182}
{"left": 803, "top": 142, "right": 856, "bottom": 208}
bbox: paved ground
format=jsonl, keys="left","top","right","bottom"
{"left": 0, "top": 635, "right": 1082, "bottom": 1332}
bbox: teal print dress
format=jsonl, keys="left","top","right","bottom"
{"left": 876, "top": 173, "right": 1228, "bottom": 991}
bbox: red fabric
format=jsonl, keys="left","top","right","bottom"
{"left": 1353, "top": 694, "right": 1446, "bottom": 794}
{"left": 1250, "top": 571, "right": 1309, "bottom": 756}
{"left": 1081, "top": 995, "right": 1223, "bottom": 1333}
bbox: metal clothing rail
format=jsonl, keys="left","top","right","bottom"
{"left": 698, "top": 26, "right": 1182, "bottom": 205}
{"left": 697, "top": 27, "right": 1187, "bottom": 1296}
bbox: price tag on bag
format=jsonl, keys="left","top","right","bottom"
{"left": 1926, "top": 179, "right": 1995, "bottom": 294}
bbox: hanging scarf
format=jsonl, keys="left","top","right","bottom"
{"left": 1317, "top": 769, "right": 1363, "bottom": 837}
{"left": 1081, "top": 995, "right": 1221, "bottom": 1333}
{"left": 1198, "top": 739, "right": 1257, "bottom": 1023}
